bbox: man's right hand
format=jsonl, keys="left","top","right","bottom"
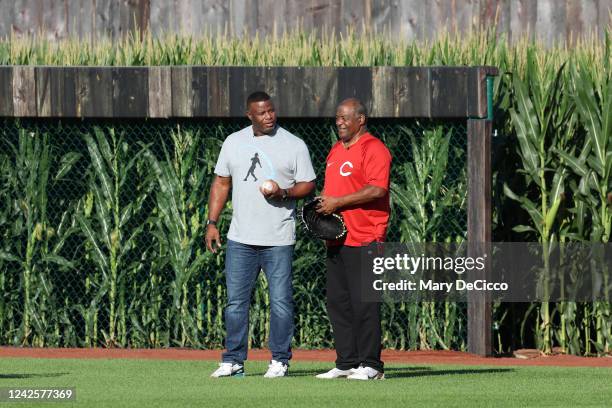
{"left": 205, "top": 225, "right": 222, "bottom": 253}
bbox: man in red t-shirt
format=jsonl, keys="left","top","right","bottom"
{"left": 315, "top": 98, "right": 391, "bottom": 381}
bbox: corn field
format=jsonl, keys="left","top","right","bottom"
{"left": 0, "top": 29, "right": 610, "bottom": 355}
{"left": 0, "top": 118, "right": 469, "bottom": 351}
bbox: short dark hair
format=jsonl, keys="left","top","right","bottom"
{"left": 340, "top": 98, "right": 368, "bottom": 119}
{"left": 246, "top": 91, "right": 271, "bottom": 109}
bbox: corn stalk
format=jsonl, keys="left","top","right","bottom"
{"left": 555, "top": 54, "right": 611, "bottom": 354}
{"left": 0, "top": 129, "right": 80, "bottom": 345}
{"left": 504, "top": 53, "right": 576, "bottom": 353}
{"left": 78, "top": 127, "right": 149, "bottom": 347}
{"left": 390, "top": 126, "right": 466, "bottom": 350}
{"left": 144, "top": 126, "right": 218, "bottom": 347}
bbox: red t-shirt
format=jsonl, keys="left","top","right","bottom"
{"left": 323, "top": 132, "right": 392, "bottom": 246}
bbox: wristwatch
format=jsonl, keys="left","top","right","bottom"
{"left": 206, "top": 219, "right": 217, "bottom": 227}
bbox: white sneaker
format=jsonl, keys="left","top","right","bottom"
{"left": 315, "top": 367, "right": 355, "bottom": 379}
{"left": 347, "top": 366, "right": 384, "bottom": 380}
{"left": 263, "top": 360, "right": 288, "bottom": 378}
{"left": 210, "top": 362, "right": 245, "bottom": 378}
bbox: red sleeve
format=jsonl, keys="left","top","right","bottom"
{"left": 363, "top": 139, "right": 391, "bottom": 190}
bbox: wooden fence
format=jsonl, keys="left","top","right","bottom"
{"left": 0, "top": 0, "right": 609, "bottom": 46}
{"left": 1, "top": 66, "right": 494, "bottom": 118}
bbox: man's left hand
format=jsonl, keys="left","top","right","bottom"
{"left": 316, "top": 195, "right": 342, "bottom": 215}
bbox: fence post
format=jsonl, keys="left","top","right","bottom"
{"left": 467, "top": 118, "right": 492, "bottom": 356}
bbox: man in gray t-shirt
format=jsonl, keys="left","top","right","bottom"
{"left": 206, "top": 92, "right": 316, "bottom": 378}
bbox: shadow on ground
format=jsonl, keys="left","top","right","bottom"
{"left": 279, "top": 366, "right": 513, "bottom": 379}
{"left": 383, "top": 367, "right": 514, "bottom": 379}
{"left": 0, "top": 373, "right": 68, "bottom": 379}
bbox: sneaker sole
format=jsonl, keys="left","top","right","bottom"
{"left": 315, "top": 375, "right": 351, "bottom": 379}
{"left": 211, "top": 368, "right": 245, "bottom": 378}
{"left": 210, "top": 372, "right": 245, "bottom": 378}
{"left": 347, "top": 373, "right": 385, "bottom": 380}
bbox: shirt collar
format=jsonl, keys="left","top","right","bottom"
{"left": 250, "top": 124, "right": 279, "bottom": 138}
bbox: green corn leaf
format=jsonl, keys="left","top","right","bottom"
{"left": 510, "top": 108, "right": 540, "bottom": 183}
{"left": 541, "top": 63, "right": 567, "bottom": 140}
{"left": 572, "top": 64, "right": 606, "bottom": 166}
{"left": 521, "top": 199, "right": 543, "bottom": 233}
{"left": 575, "top": 200, "right": 586, "bottom": 237}
{"left": 50, "top": 225, "right": 79, "bottom": 254}
{"left": 578, "top": 137, "right": 592, "bottom": 163}
{"left": 0, "top": 250, "right": 20, "bottom": 263}
{"left": 586, "top": 155, "right": 605, "bottom": 179}
{"left": 503, "top": 183, "right": 520, "bottom": 201}
{"left": 83, "top": 133, "right": 113, "bottom": 203}
{"left": 505, "top": 183, "right": 544, "bottom": 234}
{"left": 119, "top": 147, "right": 148, "bottom": 189}
{"left": 578, "top": 174, "right": 590, "bottom": 196}
{"left": 76, "top": 213, "right": 108, "bottom": 271}
{"left": 93, "top": 127, "right": 115, "bottom": 169}
{"left": 555, "top": 148, "right": 588, "bottom": 177}
{"left": 549, "top": 169, "right": 566, "bottom": 209}
{"left": 513, "top": 225, "right": 537, "bottom": 233}
{"left": 587, "top": 171, "right": 599, "bottom": 192}
{"left": 119, "top": 203, "right": 133, "bottom": 229}
{"left": 91, "top": 184, "right": 111, "bottom": 248}
{"left": 121, "top": 225, "right": 145, "bottom": 254}
{"left": 590, "top": 225, "right": 604, "bottom": 242}
{"left": 513, "top": 75, "right": 541, "bottom": 149}
{"left": 54, "top": 152, "right": 82, "bottom": 181}
{"left": 43, "top": 254, "right": 74, "bottom": 269}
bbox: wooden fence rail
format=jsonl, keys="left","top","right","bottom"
{"left": 0, "top": 66, "right": 496, "bottom": 119}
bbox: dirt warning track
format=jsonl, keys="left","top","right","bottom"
{"left": 1, "top": 347, "right": 611, "bottom": 368}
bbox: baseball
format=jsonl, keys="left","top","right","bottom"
{"left": 261, "top": 180, "right": 275, "bottom": 192}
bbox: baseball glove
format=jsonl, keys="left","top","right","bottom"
{"left": 299, "top": 198, "right": 347, "bottom": 240}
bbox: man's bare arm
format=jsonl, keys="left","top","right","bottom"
{"left": 285, "top": 181, "right": 316, "bottom": 199}
{"left": 316, "top": 184, "right": 386, "bottom": 215}
{"left": 205, "top": 175, "right": 232, "bottom": 253}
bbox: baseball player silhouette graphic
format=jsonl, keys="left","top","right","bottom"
{"left": 243, "top": 152, "right": 261, "bottom": 181}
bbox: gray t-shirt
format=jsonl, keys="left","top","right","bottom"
{"left": 214, "top": 125, "right": 316, "bottom": 246}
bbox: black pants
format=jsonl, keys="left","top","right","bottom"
{"left": 326, "top": 245, "right": 383, "bottom": 372}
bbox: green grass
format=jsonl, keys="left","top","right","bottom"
{"left": 0, "top": 358, "right": 610, "bottom": 407}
